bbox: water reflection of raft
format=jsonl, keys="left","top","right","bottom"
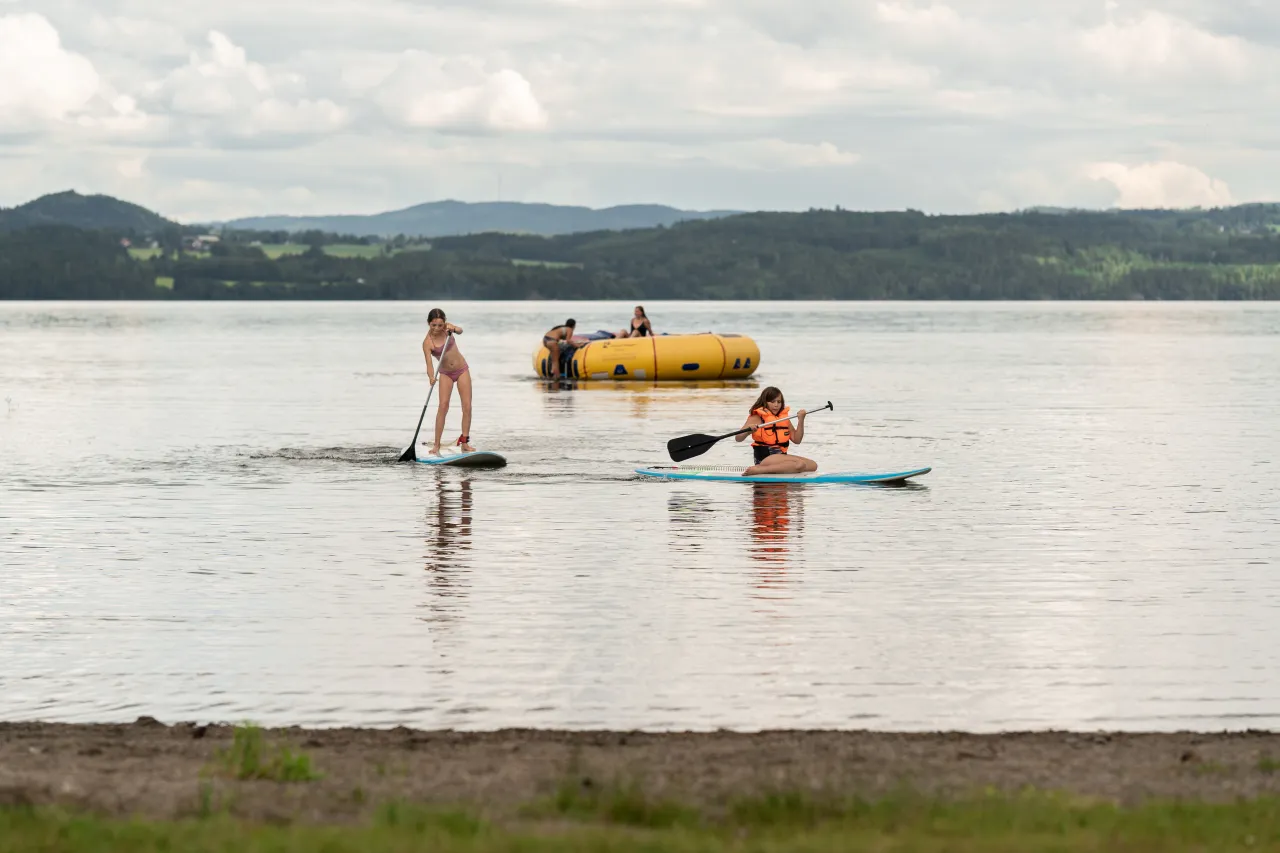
{"left": 533, "top": 332, "right": 761, "bottom": 381}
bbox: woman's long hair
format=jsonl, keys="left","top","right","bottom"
{"left": 428, "top": 307, "right": 446, "bottom": 323}
{"left": 749, "top": 386, "right": 784, "bottom": 415}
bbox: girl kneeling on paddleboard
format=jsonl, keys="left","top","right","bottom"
{"left": 422, "top": 308, "right": 475, "bottom": 455}
{"left": 735, "top": 386, "right": 818, "bottom": 476}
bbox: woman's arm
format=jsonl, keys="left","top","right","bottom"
{"left": 447, "top": 323, "right": 463, "bottom": 334}
{"left": 791, "top": 410, "right": 807, "bottom": 444}
{"left": 735, "top": 413, "right": 762, "bottom": 442}
{"left": 422, "top": 337, "right": 438, "bottom": 384}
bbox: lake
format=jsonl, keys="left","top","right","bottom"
{"left": 2, "top": 300, "right": 1278, "bottom": 732}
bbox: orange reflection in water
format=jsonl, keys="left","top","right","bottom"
{"left": 748, "top": 484, "right": 803, "bottom": 601}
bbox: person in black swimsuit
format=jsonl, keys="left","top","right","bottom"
{"left": 542, "top": 319, "right": 578, "bottom": 379}
{"left": 628, "top": 306, "right": 653, "bottom": 337}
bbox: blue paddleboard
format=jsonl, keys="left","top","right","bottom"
{"left": 635, "top": 465, "right": 930, "bottom": 484}
{"left": 416, "top": 450, "right": 507, "bottom": 468}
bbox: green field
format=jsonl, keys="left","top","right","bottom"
{"left": 512, "top": 258, "right": 583, "bottom": 269}
{"left": 4, "top": 790, "right": 1280, "bottom": 852}
{"left": 256, "top": 243, "right": 430, "bottom": 259}
{"left": 257, "top": 243, "right": 385, "bottom": 259}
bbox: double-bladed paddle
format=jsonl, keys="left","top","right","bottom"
{"left": 397, "top": 332, "right": 452, "bottom": 462}
{"left": 666, "top": 401, "right": 833, "bottom": 462}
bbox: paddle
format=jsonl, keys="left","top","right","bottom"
{"left": 397, "top": 332, "right": 452, "bottom": 462}
{"left": 666, "top": 401, "right": 833, "bottom": 462}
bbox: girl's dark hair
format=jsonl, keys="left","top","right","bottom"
{"left": 428, "top": 308, "right": 446, "bottom": 322}
{"left": 635, "top": 305, "right": 646, "bottom": 317}
{"left": 749, "top": 386, "right": 784, "bottom": 414}
{"left": 566, "top": 318, "right": 576, "bottom": 327}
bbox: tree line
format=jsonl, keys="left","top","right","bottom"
{"left": 5, "top": 207, "right": 1280, "bottom": 300}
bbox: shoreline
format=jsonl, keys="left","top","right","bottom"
{"left": 4, "top": 718, "right": 1280, "bottom": 823}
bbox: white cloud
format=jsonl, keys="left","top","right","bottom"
{"left": 146, "top": 31, "right": 347, "bottom": 137}
{"left": 0, "top": 13, "right": 100, "bottom": 126}
{"left": 1079, "top": 10, "right": 1251, "bottom": 80}
{"left": 371, "top": 53, "right": 549, "bottom": 133}
{"left": 1083, "top": 160, "right": 1234, "bottom": 208}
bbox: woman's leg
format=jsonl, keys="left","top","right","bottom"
{"left": 455, "top": 369, "right": 474, "bottom": 451}
{"left": 431, "top": 375, "right": 455, "bottom": 454}
{"left": 743, "top": 453, "right": 817, "bottom": 476}
{"left": 547, "top": 341, "right": 560, "bottom": 378}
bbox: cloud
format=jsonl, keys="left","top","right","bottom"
{"left": 1083, "top": 160, "right": 1234, "bottom": 208}
{"left": 1079, "top": 9, "right": 1252, "bottom": 80}
{"left": 145, "top": 31, "right": 348, "bottom": 138}
{"left": 0, "top": 13, "right": 100, "bottom": 127}
{"left": 367, "top": 53, "right": 549, "bottom": 133}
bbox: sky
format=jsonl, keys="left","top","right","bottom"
{"left": 1, "top": 0, "right": 1277, "bottom": 222}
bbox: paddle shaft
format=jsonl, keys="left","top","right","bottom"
{"left": 398, "top": 332, "right": 452, "bottom": 461}
{"left": 727, "top": 404, "right": 824, "bottom": 440}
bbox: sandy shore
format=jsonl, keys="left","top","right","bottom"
{"left": 3, "top": 719, "right": 1280, "bottom": 823}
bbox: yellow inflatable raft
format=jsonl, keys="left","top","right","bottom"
{"left": 533, "top": 332, "right": 760, "bottom": 381}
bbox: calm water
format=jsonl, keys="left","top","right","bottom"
{"left": 2, "top": 300, "right": 1278, "bottom": 732}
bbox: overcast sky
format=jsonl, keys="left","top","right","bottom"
{"left": 2, "top": 0, "right": 1277, "bottom": 222}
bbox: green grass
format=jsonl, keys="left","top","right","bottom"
{"left": 6, "top": 788, "right": 1280, "bottom": 852}
{"left": 154, "top": 276, "right": 174, "bottom": 289}
{"left": 127, "top": 247, "right": 164, "bottom": 260}
{"left": 208, "top": 723, "right": 320, "bottom": 782}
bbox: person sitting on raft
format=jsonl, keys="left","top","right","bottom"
{"left": 627, "top": 305, "right": 653, "bottom": 337}
{"left": 542, "top": 319, "right": 580, "bottom": 379}
{"left": 735, "top": 386, "right": 818, "bottom": 476}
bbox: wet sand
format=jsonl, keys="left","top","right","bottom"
{"left": 3, "top": 719, "right": 1280, "bottom": 823}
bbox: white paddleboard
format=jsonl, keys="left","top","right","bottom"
{"left": 416, "top": 450, "right": 508, "bottom": 468}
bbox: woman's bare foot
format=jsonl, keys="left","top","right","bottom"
{"left": 461, "top": 441, "right": 475, "bottom": 452}
{"left": 428, "top": 444, "right": 441, "bottom": 456}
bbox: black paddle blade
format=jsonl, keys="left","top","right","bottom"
{"left": 667, "top": 433, "right": 719, "bottom": 462}
{"left": 397, "top": 445, "right": 418, "bottom": 462}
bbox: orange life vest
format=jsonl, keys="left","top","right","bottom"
{"left": 751, "top": 406, "right": 791, "bottom": 451}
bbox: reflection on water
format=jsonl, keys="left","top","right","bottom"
{"left": 422, "top": 477, "right": 473, "bottom": 628}
{"left": 748, "top": 485, "right": 802, "bottom": 607}
{"left": 667, "top": 492, "right": 715, "bottom": 554}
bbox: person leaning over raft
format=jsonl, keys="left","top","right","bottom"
{"left": 735, "top": 386, "right": 818, "bottom": 476}
{"left": 542, "top": 318, "right": 579, "bottom": 379}
{"left": 422, "top": 308, "right": 475, "bottom": 455}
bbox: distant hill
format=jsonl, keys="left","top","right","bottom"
{"left": 219, "top": 200, "right": 743, "bottom": 238}
{"left": 0, "top": 190, "right": 177, "bottom": 234}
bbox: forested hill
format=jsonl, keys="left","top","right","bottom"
{"left": 5, "top": 204, "right": 1280, "bottom": 300}
{"left": 0, "top": 191, "right": 177, "bottom": 234}
{"left": 220, "top": 200, "right": 742, "bottom": 238}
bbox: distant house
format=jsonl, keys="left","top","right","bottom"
{"left": 183, "top": 234, "right": 222, "bottom": 251}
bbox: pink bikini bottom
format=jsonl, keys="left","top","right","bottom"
{"left": 440, "top": 361, "right": 469, "bottom": 382}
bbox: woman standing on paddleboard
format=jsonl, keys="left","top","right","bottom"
{"left": 422, "top": 308, "right": 475, "bottom": 455}
{"left": 735, "top": 386, "right": 817, "bottom": 476}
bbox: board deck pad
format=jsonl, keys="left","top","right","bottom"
{"left": 416, "top": 450, "right": 508, "bottom": 468}
{"left": 635, "top": 465, "right": 930, "bottom": 484}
